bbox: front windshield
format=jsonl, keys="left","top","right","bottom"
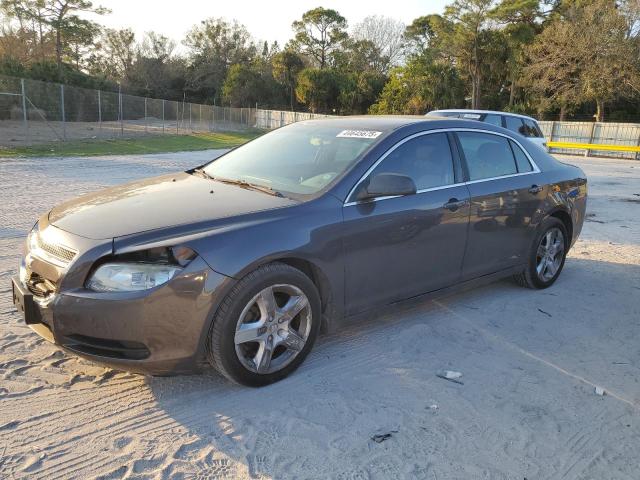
{"left": 202, "top": 122, "right": 382, "bottom": 195}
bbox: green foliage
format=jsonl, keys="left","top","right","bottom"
{"left": 291, "top": 7, "right": 348, "bottom": 68}
{"left": 369, "top": 58, "right": 465, "bottom": 114}
{"left": 1, "top": 2, "right": 639, "bottom": 120}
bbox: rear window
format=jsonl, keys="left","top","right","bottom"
{"left": 522, "top": 118, "right": 543, "bottom": 138}
{"left": 510, "top": 140, "right": 533, "bottom": 172}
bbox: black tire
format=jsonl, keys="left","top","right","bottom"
{"left": 514, "top": 217, "right": 569, "bottom": 289}
{"left": 207, "top": 262, "right": 321, "bottom": 387}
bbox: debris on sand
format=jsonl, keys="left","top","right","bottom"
{"left": 436, "top": 370, "right": 464, "bottom": 385}
{"left": 371, "top": 431, "right": 398, "bottom": 443}
{"left": 595, "top": 386, "right": 606, "bottom": 396}
{"left": 538, "top": 308, "right": 553, "bottom": 317}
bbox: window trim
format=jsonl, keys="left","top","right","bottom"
{"left": 343, "top": 128, "right": 540, "bottom": 207}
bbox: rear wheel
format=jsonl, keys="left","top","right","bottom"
{"left": 514, "top": 217, "right": 568, "bottom": 289}
{"left": 207, "top": 263, "right": 321, "bottom": 387}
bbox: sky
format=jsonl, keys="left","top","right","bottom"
{"left": 84, "top": 0, "right": 450, "bottom": 51}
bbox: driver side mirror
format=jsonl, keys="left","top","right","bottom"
{"left": 356, "top": 173, "right": 417, "bottom": 201}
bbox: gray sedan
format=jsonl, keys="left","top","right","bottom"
{"left": 12, "top": 116, "right": 587, "bottom": 386}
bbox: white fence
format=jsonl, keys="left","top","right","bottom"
{"left": 538, "top": 121, "right": 640, "bottom": 159}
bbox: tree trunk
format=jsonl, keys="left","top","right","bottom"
{"left": 509, "top": 79, "right": 517, "bottom": 107}
{"left": 595, "top": 100, "right": 604, "bottom": 122}
{"left": 56, "top": 28, "right": 63, "bottom": 81}
{"left": 559, "top": 104, "right": 566, "bottom": 121}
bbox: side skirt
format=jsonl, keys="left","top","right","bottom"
{"left": 343, "top": 264, "right": 526, "bottom": 326}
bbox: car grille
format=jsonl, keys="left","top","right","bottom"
{"left": 27, "top": 272, "right": 57, "bottom": 298}
{"left": 35, "top": 235, "right": 77, "bottom": 264}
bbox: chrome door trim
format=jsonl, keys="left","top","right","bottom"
{"left": 343, "top": 128, "right": 541, "bottom": 207}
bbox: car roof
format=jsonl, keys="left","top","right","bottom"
{"left": 293, "top": 115, "right": 506, "bottom": 133}
{"left": 428, "top": 109, "right": 538, "bottom": 121}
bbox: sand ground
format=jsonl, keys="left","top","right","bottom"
{"left": 0, "top": 151, "right": 639, "bottom": 479}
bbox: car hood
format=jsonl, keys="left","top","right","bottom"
{"left": 48, "top": 172, "right": 297, "bottom": 239}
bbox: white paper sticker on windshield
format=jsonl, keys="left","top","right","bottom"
{"left": 462, "top": 113, "right": 482, "bottom": 119}
{"left": 336, "top": 130, "right": 382, "bottom": 139}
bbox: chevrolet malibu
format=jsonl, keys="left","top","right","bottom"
{"left": 12, "top": 117, "right": 587, "bottom": 387}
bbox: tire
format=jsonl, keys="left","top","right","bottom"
{"left": 514, "top": 217, "right": 569, "bottom": 289}
{"left": 207, "top": 262, "right": 321, "bottom": 387}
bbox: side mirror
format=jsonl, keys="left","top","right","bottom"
{"left": 357, "top": 173, "right": 417, "bottom": 201}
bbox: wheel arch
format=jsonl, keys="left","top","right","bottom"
{"left": 547, "top": 207, "right": 573, "bottom": 247}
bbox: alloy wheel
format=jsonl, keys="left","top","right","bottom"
{"left": 234, "top": 284, "right": 312, "bottom": 374}
{"left": 536, "top": 227, "right": 565, "bottom": 282}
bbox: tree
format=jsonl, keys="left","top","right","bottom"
{"left": 441, "top": 0, "right": 495, "bottom": 109}
{"left": 295, "top": 67, "right": 341, "bottom": 112}
{"left": 490, "top": 0, "right": 542, "bottom": 106}
{"left": 291, "top": 7, "right": 348, "bottom": 68}
{"left": 42, "top": 0, "right": 108, "bottom": 79}
{"left": 88, "top": 28, "right": 136, "bottom": 81}
{"left": 184, "top": 17, "right": 256, "bottom": 102}
{"left": 272, "top": 49, "right": 304, "bottom": 110}
{"left": 524, "top": 0, "right": 640, "bottom": 120}
{"left": 352, "top": 15, "right": 405, "bottom": 72}
{"left": 370, "top": 57, "right": 465, "bottom": 114}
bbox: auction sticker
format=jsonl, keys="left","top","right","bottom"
{"left": 336, "top": 130, "right": 383, "bottom": 139}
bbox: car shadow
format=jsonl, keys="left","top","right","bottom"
{"left": 143, "top": 256, "right": 640, "bottom": 478}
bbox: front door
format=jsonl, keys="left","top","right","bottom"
{"left": 342, "top": 132, "right": 470, "bottom": 316}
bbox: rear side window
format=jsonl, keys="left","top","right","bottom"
{"left": 369, "top": 133, "right": 455, "bottom": 190}
{"left": 456, "top": 132, "right": 518, "bottom": 181}
{"left": 483, "top": 114, "right": 502, "bottom": 127}
{"left": 510, "top": 140, "right": 533, "bottom": 172}
{"left": 522, "top": 118, "right": 542, "bottom": 138}
{"left": 504, "top": 116, "right": 525, "bottom": 135}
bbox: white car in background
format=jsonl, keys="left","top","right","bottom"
{"left": 426, "top": 109, "right": 548, "bottom": 151}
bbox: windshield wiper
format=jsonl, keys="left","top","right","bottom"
{"left": 193, "top": 169, "right": 284, "bottom": 198}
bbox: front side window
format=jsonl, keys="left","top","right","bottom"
{"left": 368, "top": 133, "right": 455, "bottom": 191}
{"left": 203, "top": 123, "right": 380, "bottom": 196}
{"left": 456, "top": 132, "right": 518, "bottom": 181}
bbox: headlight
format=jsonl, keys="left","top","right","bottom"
{"left": 86, "top": 263, "right": 182, "bottom": 292}
{"left": 27, "top": 222, "right": 39, "bottom": 253}
{"left": 86, "top": 246, "right": 196, "bottom": 292}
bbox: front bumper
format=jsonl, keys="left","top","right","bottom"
{"left": 12, "top": 256, "right": 234, "bottom": 375}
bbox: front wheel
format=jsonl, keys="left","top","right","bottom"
{"left": 514, "top": 217, "right": 568, "bottom": 289}
{"left": 207, "top": 263, "right": 321, "bottom": 387}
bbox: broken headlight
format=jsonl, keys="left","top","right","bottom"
{"left": 86, "top": 246, "right": 196, "bottom": 292}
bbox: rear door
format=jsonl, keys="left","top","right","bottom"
{"left": 454, "top": 131, "right": 545, "bottom": 279}
{"left": 342, "top": 132, "right": 470, "bottom": 315}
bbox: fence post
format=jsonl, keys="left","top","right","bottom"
{"left": 585, "top": 121, "right": 596, "bottom": 157}
{"left": 189, "top": 103, "right": 192, "bottom": 132}
{"left": 144, "top": 97, "right": 148, "bottom": 134}
{"left": 176, "top": 101, "right": 179, "bottom": 134}
{"left": 162, "top": 99, "right": 165, "bottom": 134}
{"left": 199, "top": 104, "right": 202, "bottom": 131}
{"left": 280, "top": 111, "right": 284, "bottom": 128}
{"left": 97, "top": 89, "right": 102, "bottom": 138}
{"left": 118, "top": 84, "right": 123, "bottom": 136}
{"left": 20, "top": 78, "right": 29, "bottom": 146}
{"left": 60, "top": 84, "right": 66, "bottom": 141}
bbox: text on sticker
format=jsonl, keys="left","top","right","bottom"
{"left": 336, "top": 130, "right": 383, "bottom": 139}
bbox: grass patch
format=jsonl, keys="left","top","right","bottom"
{"left": 0, "top": 130, "right": 263, "bottom": 158}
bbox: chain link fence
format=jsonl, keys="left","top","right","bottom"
{"left": 0, "top": 75, "right": 272, "bottom": 146}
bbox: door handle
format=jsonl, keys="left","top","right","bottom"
{"left": 443, "top": 198, "right": 467, "bottom": 211}
{"left": 529, "top": 184, "right": 543, "bottom": 194}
